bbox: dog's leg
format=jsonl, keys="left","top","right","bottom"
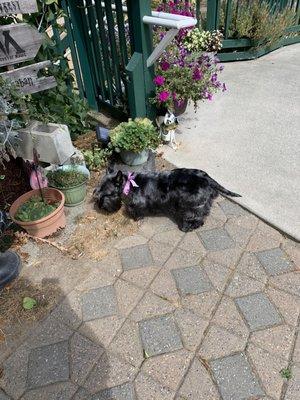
{"left": 126, "top": 204, "right": 144, "bottom": 221}
{"left": 176, "top": 209, "right": 205, "bottom": 232}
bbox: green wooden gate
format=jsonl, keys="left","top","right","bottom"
{"left": 61, "top": 0, "right": 154, "bottom": 118}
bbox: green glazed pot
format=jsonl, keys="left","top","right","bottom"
{"left": 51, "top": 181, "right": 87, "bottom": 207}
{"left": 120, "top": 150, "right": 149, "bottom": 166}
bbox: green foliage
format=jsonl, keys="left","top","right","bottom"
{"left": 47, "top": 169, "right": 87, "bottom": 188}
{"left": 280, "top": 367, "right": 292, "bottom": 380}
{"left": 184, "top": 29, "right": 223, "bottom": 52}
{"left": 15, "top": 196, "right": 58, "bottom": 222}
{"left": 82, "top": 147, "right": 112, "bottom": 171}
{"left": 220, "top": 0, "right": 296, "bottom": 45}
{"left": 110, "top": 118, "right": 160, "bottom": 153}
{"left": 0, "top": 0, "right": 91, "bottom": 139}
{"left": 22, "top": 297, "right": 37, "bottom": 310}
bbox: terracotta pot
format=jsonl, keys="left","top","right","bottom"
{"left": 9, "top": 188, "right": 66, "bottom": 238}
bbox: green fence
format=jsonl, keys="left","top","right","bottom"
{"left": 202, "top": 0, "right": 300, "bottom": 61}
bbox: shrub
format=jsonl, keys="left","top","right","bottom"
{"left": 110, "top": 118, "right": 160, "bottom": 153}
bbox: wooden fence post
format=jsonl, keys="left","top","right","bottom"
{"left": 126, "top": 0, "right": 155, "bottom": 119}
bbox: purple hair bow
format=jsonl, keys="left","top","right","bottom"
{"left": 123, "top": 172, "right": 139, "bottom": 196}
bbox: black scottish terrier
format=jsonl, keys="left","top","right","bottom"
{"left": 94, "top": 168, "right": 240, "bottom": 232}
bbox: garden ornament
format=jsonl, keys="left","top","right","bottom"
{"left": 156, "top": 110, "right": 179, "bottom": 149}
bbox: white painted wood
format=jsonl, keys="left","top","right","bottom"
{"left": 0, "top": 0, "right": 38, "bottom": 17}
{"left": 0, "top": 23, "right": 43, "bottom": 67}
{"left": 0, "top": 60, "right": 57, "bottom": 94}
{"left": 147, "top": 28, "right": 178, "bottom": 67}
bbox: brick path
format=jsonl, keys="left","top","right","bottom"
{"left": 0, "top": 197, "right": 299, "bottom": 399}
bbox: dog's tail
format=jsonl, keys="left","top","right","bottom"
{"left": 207, "top": 176, "right": 241, "bottom": 197}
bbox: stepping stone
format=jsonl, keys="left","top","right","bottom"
{"left": 172, "top": 265, "right": 212, "bottom": 295}
{"left": 91, "top": 383, "right": 135, "bottom": 400}
{"left": 219, "top": 200, "right": 247, "bottom": 216}
{"left": 255, "top": 248, "right": 293, "bottom": 275}
{"left": 198, "top": 228, "right": 235, "bottom": 251}
{"left": 81, "top": 286, "right": 118, "bottom": 321}
{"left": 120, "top": 244, "right": 153, "bottom": 270}
{"left": 211, "top": 353, "right": 264, "bottom": 400}
{"left": 27, "top": 341, "right": 69, "bottom": 389}
{"left": 235, "top": 292, "right": 281, "bottom": 331}
{"left": 139, "top": 315, "right": 182, "bottom": 357}
{"left": 0, "top": 390, "right": 11, "bottom": 400}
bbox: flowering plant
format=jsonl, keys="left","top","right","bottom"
{"left": 151, "top": 49, "right": 226, "bottom": 110}
{"left": 184, "top": 29, "right": 223, "bottom": 53}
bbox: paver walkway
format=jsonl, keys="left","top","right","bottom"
{"left": 0, "top": 197, "right": 299, "bottom": 399}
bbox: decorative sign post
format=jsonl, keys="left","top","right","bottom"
{"left": 0, "top": 23, "right": 43, "bottom": 67}
{"left": 0, "top": 61, "right": 57, "bottom": 94}
{"left": 0, "top": 0, "right": 38, "bottom": 16}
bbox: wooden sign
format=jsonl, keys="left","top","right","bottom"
{"left": 0, "top": 0, "right": 38, "bottom": 16}
{"left": 0, "top": 61, "right": 57, "bottom": 94}
{"left": 0, "top": 23, "right": 43, "bottom": 67}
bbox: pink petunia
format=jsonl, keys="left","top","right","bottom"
{"left": 158, "top": 91, "right": 170, "bottom": 102}
{"left": 153, "top": 75, "right": 165, "bottom": 86}
{"left": 161, "top": 61, "right": 170, "bottom": 71}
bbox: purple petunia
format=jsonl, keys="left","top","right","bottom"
{"left": 161, "top": 61, "right": 170, "bottom": 71}
{"left": 193, "top": 68, "right": 203, "bottom": 81}
{"left": 211, "top": 73, "right": 218, "bottom": 83}
{"left": 154, "top": 75, "right": 165, "bottom": 86}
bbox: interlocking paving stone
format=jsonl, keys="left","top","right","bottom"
{"left": 91, "top": 383, "right": 135, "bottom": 400}
{"left": 172, "top": 266, "right": 212, "bottom": 295}
{"left": 255, "top": 248, "right": 294, "bottom": 275}
{"left": 21, "top": 382, "right": 78, "bottom": 400}
{"left": 81, "top": 286, "right": 118, "bottom": 321}
{"left": 139, "top": 315, "right": 182, "bottom": 357}
{"left": 211, "top": 353, "right": 265, "bottom": 400}
{"left": 27, "top": 341, "right": 69, "bottom": 389}
{"left": 120, "top": 244, "right": 153, "bottom": 270}
{"left": 135, "top": 373, "right": 175, "bottom": 400}
{"left": 0, "top": 390, "right": 10, "bottom": 400}
{"left": 235, "top": 292, "right": 281, "bottom": 331}
{"left": 198, "top": 228, "right": 235, "bottom": 251}
{"left": 219, "top": 200, "right": 247, "bottom": 216}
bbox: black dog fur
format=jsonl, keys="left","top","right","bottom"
{"left": 93, "top": 168, "right": 241, "bottom": 232}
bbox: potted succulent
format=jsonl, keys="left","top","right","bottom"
{"left": 47, "top": 166, "right": 88, "bottom": 206}
{"left": 110, "top": 118, "right": 160, "bottom": 166}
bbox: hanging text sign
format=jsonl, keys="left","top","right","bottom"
{"left": 0, "top": 60, "right": 57, "bottom": 94}
{"left": 0, "top": 0, "right": 38, "bottom": 17}
{"left": 0, "top": 23, "right": 43, "bottom": 67}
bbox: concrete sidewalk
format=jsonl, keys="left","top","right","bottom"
{"left": 163, "top": 44, "right": 300, "bottom": 240}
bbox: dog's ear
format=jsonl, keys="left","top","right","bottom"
{"left": 115, "top": 170, "right": 123, "bottom": 186}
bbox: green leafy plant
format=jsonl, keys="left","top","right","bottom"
{"left": 280, "top": 367, "right": 292, "bottom": 380}
{"left": 47, "top": 169, "right": 87, "bottom": 188}
{"left": 220, "top": 0, "right": 296, "bottom": 45}
{"left": 15, "top": 196, "right": 58, "bottom": 222}
{"left": 82, "top": 147, "right": 112, "bottom": 171}
{"left": 184, "top": 29, "right": 223, "bottom": 52}
{"left": 110, "top": 118, "right": 160, "bottom": 153}
{"left": 22, "top": 297, "right": 37, "bottom": 310}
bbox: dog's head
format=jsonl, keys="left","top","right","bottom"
{"left": 93, "top": 167, "right": 124, "bottom": 212}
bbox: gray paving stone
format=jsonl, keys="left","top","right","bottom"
{"left": 81, "top": 286, "right": 118, "bottom": 321}
{"left": 255, "top": 248, "right": 294, "bottom": 275}
{"left": 198, "top": 228, "right": 235, "bottom": 251}
{"left": 27, "top": 341, "right": 70, "bottom": 389}
{"left": 219, "top": 200, "right": 247, "bottom": 216}
{"left": 0, "top": 390, "right": 11, "bottom": 400}
{"left": 91, "top": 383, "right": 135, "bottom": 400}
{"left": 172, "top": 266, "right": 212, "bottom": 295}
{"left": 120, "top": 244, "right": 153, "bottom": 270}
{"left": 235, "top": 293, "right": 281, "bottom": 331}
{"left": 139, "top": 315, "right": 183, "bottom": 357}
{"left": 211, "top": 353, "right": 265, "bottom": 400}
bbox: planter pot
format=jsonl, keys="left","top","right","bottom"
{"left": 9, "top": 188, "right": 66, "bottom": 238}
{"left": 50, "top": 181, "right": 87, "bottom": 207}
{"left": 0, "top": 250, "right": 22, "bottom": 290}
{"left": 120, "top": 150, "right": 149, "bottom": 166}
{"left": 173, "top": 99, "right": 188, "bottom": 116}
